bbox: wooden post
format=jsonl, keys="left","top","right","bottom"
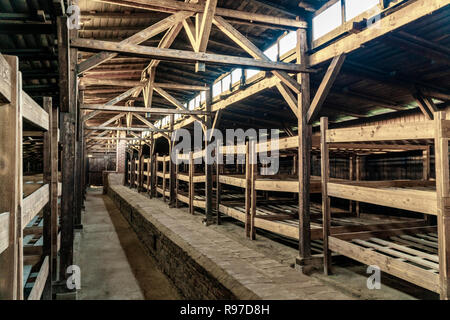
{"left": 169, "top": 115, "right": 176, "bottom": 207}
{"left": 0, "top": 55, "right": 21, "bottom": 300}
{"left": 423, "top": 145, "right": 431, "bottom": 181}
{"left": 42, "top": 97, "right": 54, "bottom": 299}
{"left": 162, "top": 156, "right": 167, "bottom": 202}
{"left": 146, "top": 157, "right": 151, "bottom": 193}
{"left": 245, "top": 142, "right": 251, "bottom": 238}
{"left": 189, "top": 152, "right": 194, "bottom": 214}
{"left": 175, "top": 153, "right": 179, "bottom": 208}
{"left": 296, "top": 22, "right": 312, "bottom": 269}
{"left": 355, "top": 155, "right": 362, "bottom": 217}
{"left": 349, "top": 155, "right": 355, "bottom": 215}
{"left": 138, "top": 143, "right": 143, "bottom": 192}
{"left": 434, "top": 111, "right": 450, "bottom": 299}
{"left": 250, "top": 140, "right": 257, "bottom": 240}
{"left": 58, "top": 15, "right": 77, "bottom": 285}
{"left": 155, "top": 153, "right": 159, "bottom": 197}
{"left": 320, "top": 117, "right": 332, "bottom": 275}
{"left": 216, "top": 146, "right": 222, "bottom": 225}
{"left": 205, "top": 85, "right": 213, "bottom": 223}
{"left": 423, "top": 145, "right": 433, "bottom": 224}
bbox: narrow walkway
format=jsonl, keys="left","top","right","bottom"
{"left": 110, "top": 185, "right": 353, "bottom": 299}
{"left": 75, "top": 188, "right": 180, "bottom": 300}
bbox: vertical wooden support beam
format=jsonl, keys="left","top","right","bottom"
{"left": 146, "top": 157, "right": 151, "bottom": 193}
{"left": 155, "top": 153, "right": 159, "bottom": 197}
{"left": 434, "top": 111, "right": 450, "bottom": 299}
{"left": 58, "top": 15, "right": 78, "bottom": 284}
{"left": 74, "top": 87, "right": 82, "bottom": 228}
{"left": 50, "top": 105, "right": 59, "bottom": 280}
{"left": 249, "top": 140, "right": 257, "bottom": 240}
{"left": 349, "top": 155, "right": 355, "bottom": 215}
{"left": 320, "top": 117, "right": 332, "bottom": 275}
{"left": 245, "top": 142, "right": 251, "bottom": 238}
{"left": 216, "top": 146, "right": 222, "bottom": 225}
{"left": 296, "top": 24, "right": 312, "bottom": 269}
{"left": 162, "top": 156, "right": 167, "bottom": 202}
{"left": 205, "top": 85, "right": 213, "bottom": 223}
{"left": 0, "top": 55, "right": 21, "bottom": 300}
{"left": 423, "top": 145, "right": 431, "bottom": 181}
{"left": 189, "top": 152, "right": 194, "bottom": 214}
{"left": 43, "top": 97, "right": 54, "bottom": 299}
{"left": 175, "top": 153, "right": 179, "bottom": 208}
{"left": 151, "top": 152, "right": 157, "bottom": 198}
{"left": 169, "top": 115, "right": 176, "bottom": 206}
{"left": 355, "top": 155, "right": 362, "bottom": 217}
{"left": 423, "top": 145, "right": 433, "bottom": 224}
{"left": 138, "top": 143, "right": 143, "bottom": 192}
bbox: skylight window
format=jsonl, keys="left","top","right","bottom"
{"left": 189, "top": 99, "right": 195, "bottom": 110}
{"left": 212, "top": 81, "right": 221, "bottom": 97}
{"left": 279, "top": 31, "right": 296, "bottom": 56}
{"left": 312, "top": 1, "right": 342, "bottom": 40}
{"left": 246, "top": 69, "right": 259, "bottom": 79}
{"left": 263, "top": 44, "right": 278, "bottom": 61}
{"left": 231, "top": 69, "right": 242, "bottom": 85}
{"left": 222, "top": 75, "right": 231, "bottom": 92}
{"left": 345, "top": 0, "right": 379, "bottom": 21}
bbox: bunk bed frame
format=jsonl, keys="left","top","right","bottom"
{"left": 0, "top": 53, "right": 59, "bottom": 300}
{"left": 320, "top": 114, "right": 449, "bottom": 298}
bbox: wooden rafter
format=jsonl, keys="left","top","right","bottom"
{"left": 212, "top": 16, "right": 303, "bottom": 94}
{"left": 92, "top": 0, "right": 307, "bottom": 28}
{"left": 71, "top": 38, "right": 311, "bottom": 73}
{"left": 77, "top": 11, "right": 192, "bottom": 74}
{"left": 307, "top": 54, "right": 346, "bottom": 124}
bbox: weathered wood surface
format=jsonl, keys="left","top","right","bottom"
{"left": 0, "top": 212, "right": 9, "bottom": 255}
{"left": 27, "top": 256, "right": 49, "bottom": 300}
{"left": 22, "top": 184, "right": 49, "bottom": 228}
{"left": 22, "top": 91, "right": 49, "bottom": 130}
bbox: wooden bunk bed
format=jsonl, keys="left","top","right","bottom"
{"left": 0, "top": 52, "right": 59, "bottom": 300}
{"left": 216, "top": 139, "right": 428, "bottom": 242}
{"left": 320, "top": 115, "right": 449, "bottom": 298}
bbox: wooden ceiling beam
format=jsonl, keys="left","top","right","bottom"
{"left": 307, "top": 54, "right": 346, "bottom": 124}
{"left": 92, "top": 0, "right": 307, "bottom": 28}
{"left": 71, "top": 38, "right": 311, "bottom": 73}
{"left": 77, "top": 11, "right": 192, "bottom": 74}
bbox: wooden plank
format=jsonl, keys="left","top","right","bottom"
{"left": 22, "top": 91, "right": 49, "bottom": 130}
{"left": 0, "top": 53, "right": 12, "bottom": 104}
{"left": 78, "top": 11, "right": 192, "bottom": 73}
{"left": 329, "top": 236, "right": 440, "bottom": 293}
{"left": 434, "top": 111, "right": 450, "bottom": 299}
{"left": 307, "top": 54, "right": 346, "bottom": 124}
{"left": 321, "top": 117, "right": 331, "bottom": 274}
{"left": 309, "top": 0, "right": 449, "bottom": 66}
{"left": 0, "top": 55, "right": 21, "bottom": 299}
{"left": 213, "top": 16, "right": 302, "bottom": 94}
{"left": 94, "top": 0, "right": 307, "bottom": 28}
{"left": 71, "top": 38, "right": 311, "bottom": 73}
{"left": 327, "top": 182, "right": 437, "bottom": 215}
{"left": 195, "top": 0, "right": 217, "bottom": 53}
{"left": 27, "top": 256, "right": 49, "bottom": 300}
{"left": 296, "top": 26, "right": 312, "bottom": 266}
{"left": 326, "top": 121, "right": 438, "bottom": 143}
{"left": 22, "top": 185, "right": 49, "bottom": 228}
{"left": 0, "top": 212, "right": 9, "bottom": 255}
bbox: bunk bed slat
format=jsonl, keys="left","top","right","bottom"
{"left": 22, "top": 184, "right": 49, "bottom": 228}
{"left": 0, "top": 212, "right": 9, "bottom": 255}
{"left": 22, "top": 91, "right": 49, "bottom": 131}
